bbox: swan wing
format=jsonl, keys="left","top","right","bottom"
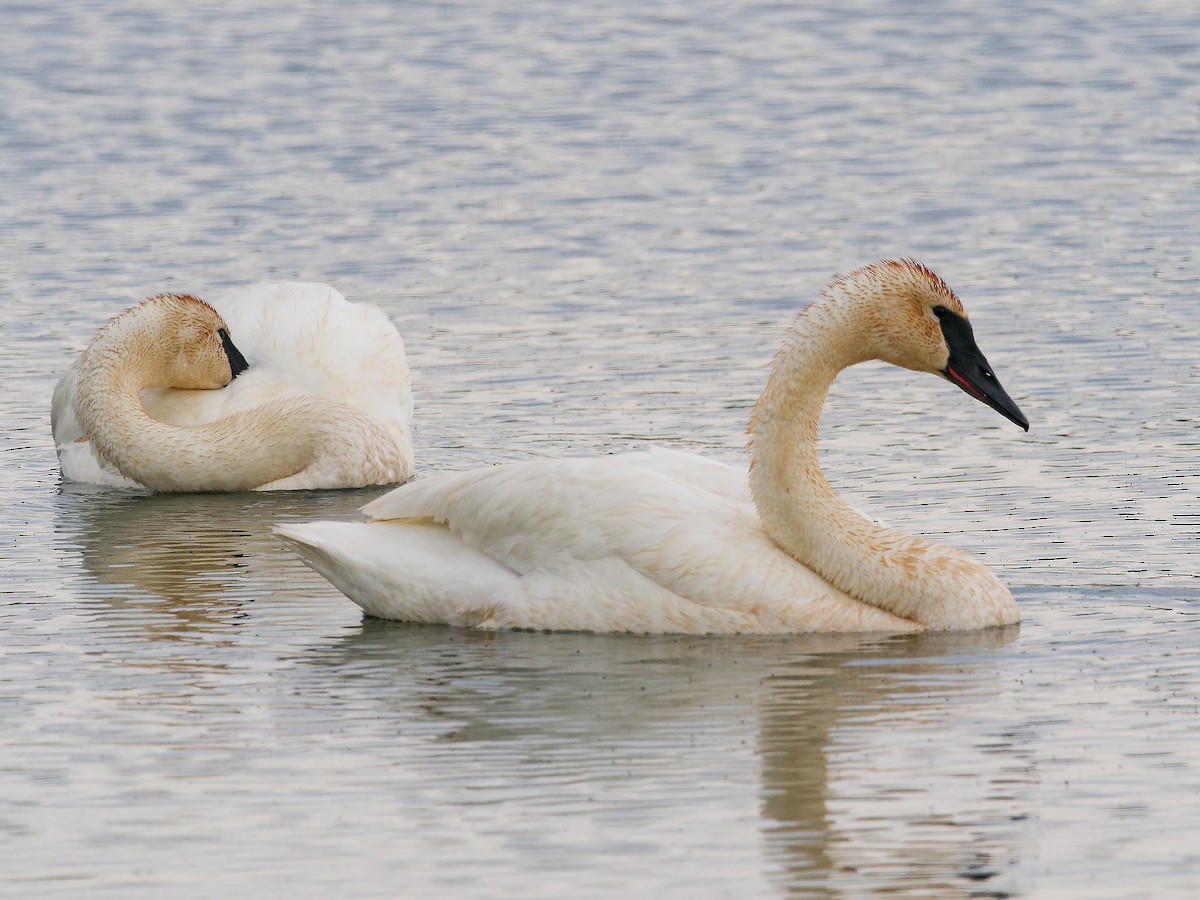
{"left": 361, "top": 456, "right": 768, "bottom": 592}
{"left": 354, "top": 456, "right": 915, "bottom": 633}
{"left": 278, "top": 518, "right": 818, "bottom": 633}
{"left": 615, "top": 445, "right": 753, "bottom": 505}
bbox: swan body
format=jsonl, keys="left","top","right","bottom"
{"left": 278, "top": 260, "right": 1028, "bottom": 633}
{"left": 52, "top": 282, "right": 413, "bottom": 492}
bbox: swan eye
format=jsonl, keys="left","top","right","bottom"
{"left": 218, "top": 328, "right": 229, "bottom": 340}
{"left": 931, "top": 305, "right": 949, "bottom": 318}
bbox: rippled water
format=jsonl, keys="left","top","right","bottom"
{"left": 3, "top": 1, "right": 1200, "bottom": 896}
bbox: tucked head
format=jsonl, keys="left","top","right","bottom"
{"left": 149, "top": 294, "right": 248, "bottom": 389}
{"left": 97, "top": 293, "right": 250, "bottom": 390}
{"left": 826, "top": 259, "right": 1028, "bottom": 430}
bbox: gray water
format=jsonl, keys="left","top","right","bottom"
{"left": 3, "top": 0, "right": 1199, "bottom": 896}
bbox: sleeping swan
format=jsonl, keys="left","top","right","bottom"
{"left": 52, "top": 282, "right": 413, "bottom": 492}
{"left": 277, "top": 260, "right": 1028, "bottom": 633}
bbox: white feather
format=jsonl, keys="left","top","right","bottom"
{"left": 281, "top": 452, "right": 916, "bottom": 634}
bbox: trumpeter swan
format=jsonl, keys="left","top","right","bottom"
{"left": 52, "top": 282, "right": 413, "bottom": 492}
{"left": 277, "top": 261, "right": 1028, "bottom": 633}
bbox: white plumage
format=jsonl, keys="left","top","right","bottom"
{"left": 52, "top": 282, "right": 413, "bottom": 492}
{"left": 278, "top": 447, "right": 913, "bottom": 633}
{"left": 277, "top": 260, "right": 1028, "bottom": 633}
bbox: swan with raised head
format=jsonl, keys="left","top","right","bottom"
{"left": 277, "top": 260, "right": 1028, "bottom": 633}
{"left": 52, "top": 282, "right": 413, "bottom": 492}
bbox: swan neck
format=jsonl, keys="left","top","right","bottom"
{"left": 747, "top": 298, "right": 1018, "bottom": 629}
{"left": 74, "top": 312, "right": 314, "bottom": 492}
{"left": 748, "top": 297, "right": 866, "bottom": 510}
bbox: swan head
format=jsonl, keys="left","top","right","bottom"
{"left": 829, "top": 259, "right": 1029, "bottom": 431}
{"left": 139, "top": 294, "right": 249, "bottom": 390}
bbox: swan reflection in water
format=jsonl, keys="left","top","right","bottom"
{"left": 300, "top": 621, "right": 1034, "bottom": 894}
{"left": 54, "top": 484, "right": 383, "bottom": 638}
{"left": 756, "top": 628, "right": 1034, "bottom": 895}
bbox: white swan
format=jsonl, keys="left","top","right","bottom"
{"left": 52, "top": 282, "right": 413, "bottom": 492}
{"left": 277, "top": 260, "right": 1028, "bottom": 633}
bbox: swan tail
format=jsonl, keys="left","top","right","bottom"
{"left": 274, "top": 521, "right": 520, "bottom": 627}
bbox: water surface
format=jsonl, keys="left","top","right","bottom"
{"left": 3, "top": 1, "right": 1200, "bottom": 896}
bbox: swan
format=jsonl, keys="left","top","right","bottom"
{"left": 52, "top": 282, "right": 414, "bottom": 492}
{"left": 276, "top": 260, "right": 1029, "bottom": 633}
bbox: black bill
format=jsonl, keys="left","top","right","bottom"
{"left": 935, "top": 308, "right": 1029, "bottom": 431}
{"left": 219, "top": 327, "right": 250, "bottom": 379}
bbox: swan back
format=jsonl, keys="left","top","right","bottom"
{"left": 208, "top": 282, "right": 412, "bottom": 428}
